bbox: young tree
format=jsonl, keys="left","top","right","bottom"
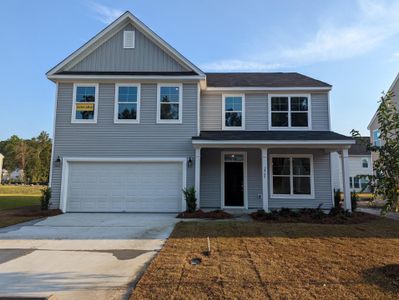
{"left": 352, "top": 91, "right": 399, "bottom": 214}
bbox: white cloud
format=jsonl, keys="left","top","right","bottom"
{"left": 89, "top": 2, "right": 124, "bottom": 24}
{"left": 202, "top": 0, "right": 399, "bottom": 71}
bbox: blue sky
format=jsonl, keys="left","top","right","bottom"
{"left": 1, "top": 0, "right": 399, "bottom": 140}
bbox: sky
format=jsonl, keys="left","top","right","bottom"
{"left": 1, "top": 0, "right": 399, "bottom": 140}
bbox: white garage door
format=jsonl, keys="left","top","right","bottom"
{"left": 66, "top": 161, "right": 183, "bottom": 212}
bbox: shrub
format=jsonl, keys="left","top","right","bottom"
{"left": 252, "top": 209, "right": 279, "bottom": 220}
{"left": 40, "top": 187, "right": 52, "bottom": 210}
{"left": 182, "top": 186, "right": 197, "bottom": 213}
{"left": 351, "top": 191, "right": 358, "bottom": 211}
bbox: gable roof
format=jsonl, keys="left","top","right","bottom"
{"left": 349, "top": 137, "right": 371, "bottom": 155}
{"left": 205, "top": 72, "right": 331, "bottom": 89}
{"left": 47, "top": 11, "right": 205, "bottom": 79}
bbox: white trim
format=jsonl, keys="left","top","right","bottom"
{"left": 114, "top": 83, "right": 141, "bottom": 124}
{"left": 192, "top": 140, "right": 355, "bottom": 146}
{"left": 156, "top": 83, "right": 183, "bottom": 124}
{"left": 222, "top": 94, "right": 245, "bottom": 130}
{"left": 197, "top": 82, "right": 201, "bottom": 135}
{"left": 48, "top": 82, "right": 58, "bottom": 188}
{"left": 71, "top": 83, "right": 99, "bottom": 124}
{"left": 221, "top": 151, "right": 248, "bottom": 209}
{"left": 341, "top": 149, "right": 352, "bottom": 211}
{"left": 261, "top": 148, "right": 269, "bottom": 211}
{"left": 59, "top": 156, "right": 188, "bottom": 213}
{"left": 269, "top": 154, "right": 315, "bottom": 199}
{"left": 205, "top": 86, "right": 331, "bottom": 92}
{"left": 268, "top": 94, "right": 312, "bottom": 130}
{"left": 48, "top": 75, "right": 205, "bottom": 81}
{"left": 46, "top": 12, "right": 205, "bottom": 77}
{"left": 329, "top": 152, "right": 335, "bottom": 207}
{"left": 195, "top": 148, "right": 201, "bottom": 209}
{"left": 327, "top": 92, "right": 331, "bottom": 130}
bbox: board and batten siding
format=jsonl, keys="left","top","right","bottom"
{"left": 50, "top": 82, "right": 198, "bottom": 208}
{"left": 200, "top": 92, "right": 330, "bottom": 131}
{"left": 67, "top": 24, "right": 188, "bottom": 72}
{"left": 200, "top": 148, "right": 332, "bottom": 210}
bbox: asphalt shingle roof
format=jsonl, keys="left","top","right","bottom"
{"left": 205, "top": 72, "right": 331, "bottom": 88}
{"left": 193, "top": 131, "right": 353, "bottom": 141}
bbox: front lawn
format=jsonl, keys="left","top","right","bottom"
{"left": 0, "top": 185, "right": 59, "bottom": 227}
{"left": 132, "top": 218, "right": 399, "bottom": 299}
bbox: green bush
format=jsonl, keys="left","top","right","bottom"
{"left": 182, "top": 186, "right": 197, "bottom": 213}
{"left": 40, "top": 187, "right": 51, "bottom": 210}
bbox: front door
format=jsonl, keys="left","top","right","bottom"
{"left": 223, "top": 153, "right": 245, "bottom": 207}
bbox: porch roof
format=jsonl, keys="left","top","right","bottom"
{"left": 192, "top": 131, "right": 355, "bottom": 148}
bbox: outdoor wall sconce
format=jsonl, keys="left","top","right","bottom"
{"left": 188, "top": 157, "right": 193, "bottom": 168}
{"left": 55, "top": 156, "right": 61, "bottom": 167}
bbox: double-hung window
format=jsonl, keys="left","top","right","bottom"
{"left": 157, "top": 84, "right": 182, "bottom": 123}
{"left": 114, "top": 84, "right": 140, "bottom": 123}
{"left": 72, "top": 84, "right": 98, "bottom": 123}
{"left": 223, "top": 94, "right": 245, "bottom": 130}
{"left": 270, "top": 155, "right": 314, "bottom": 197}
{"left": 269, "top": 95, "right": 310, "bottom": 129}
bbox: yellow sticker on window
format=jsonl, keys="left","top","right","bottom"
{"left": 76, "top": 103, "right": 94, "bottom": 111}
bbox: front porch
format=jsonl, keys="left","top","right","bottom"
{"left": 192, "top": 131, "right": 355, "bottom": 212}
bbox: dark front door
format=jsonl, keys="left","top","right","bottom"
{"left": 224, "top": 156, "right": 244, "bottom": 207}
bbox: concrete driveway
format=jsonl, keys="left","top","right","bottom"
{"left": 0, "top": 213, "right": 179, "bottom": 299}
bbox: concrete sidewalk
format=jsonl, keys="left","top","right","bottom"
{"left": 0, "top": 213, "right": 179, "bottom": 299}
{"left": 358, "top": 207, "right": 399, "bottom": 221}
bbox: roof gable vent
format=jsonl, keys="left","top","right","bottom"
{"left": 123, "top": 30, "right": 135, "bottom": 48}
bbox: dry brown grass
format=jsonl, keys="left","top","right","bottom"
{"left": 132, "top": 218, "right": 399, "bottom": 299}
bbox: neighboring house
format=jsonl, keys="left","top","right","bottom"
{"left": 0, "top": 153, "right": 3, "bottom": 183}
{"left": 1, "top": 168, "right": 24, "bottom": 183}
{"left": 368, "top": 73, "right": 399, "bottom": 163}
{"left": 331, "top": 137, "right": 372, "bottom": 193}
{"left": 47, "top": 11, "right": 355, "bottom": 213}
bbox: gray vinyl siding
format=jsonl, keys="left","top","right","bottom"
{"left": 200, "top": 92, "right": 329, "bottom": 131}
{"left": 200, "top": 148, "right": 262, "bottom": 209}
{"left": 268, "top": 148, "right": 332, "bottom": 210}
{"left": 311, "top": 93, "right": 330, "bottom": 130}
{"left": 67, "top": 24, "right": 188, "bottom": 72}
{"left": 200, "top": 148, "right": 332, "bottom": 210}
{"left": 51, "top": 82, "right": 198, "bottom": 208}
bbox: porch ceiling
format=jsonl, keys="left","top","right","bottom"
{"left": 192, "top": 131, "right": 355, "bottom": 149}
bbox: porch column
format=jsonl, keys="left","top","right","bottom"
{"left": 341, "top": 148, "right": 352, "bottom": 211}
{"left": 195, "top": 147, "right": 201, "bottom": 209}
{"left": 261, "top": 148, "right": 269, "bottom": 212}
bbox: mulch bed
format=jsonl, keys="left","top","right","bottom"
{"left": 0, "top": 205, "right": 62, "bottom": 228}
{"left": 177, "top": 209, "right": 232, "bottom": 219}
{"left": 250, "top": 210, "right": 379, "bottom": 224}
{"left": 13, "top": 206, "right": 62, "bottom": 217}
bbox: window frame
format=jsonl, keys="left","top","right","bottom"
{"left": 268, "top": 94, "right": 312, "bottom": 130}
{"left": 114, "top": 83, "right": 141, "bottom": 124}
{"left": 373, "top": 129, "right": 381, "bottom": 146}
{"left": 156, "top": 83, "right": 183, "bottom": 124}
{"left": 269, "top": 154, "right": 315, "bottom": 199}
{"left": 361, "top": 158, "right": 369, "bottom": 168}
{"left": 222, "top": 93, "right": 245, "bottom": 130}
{"left": 71, "top": 83, "right": 99, "bottom": 124}
{"left": 354, "top": 176, "right": 360, "bottom": 189}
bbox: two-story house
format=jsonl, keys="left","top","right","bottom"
{"left": 368, "top": 72, "right": 399, "bottom": 164}
{"left": 47, "top": 11, "right": 354, "bottom": 213}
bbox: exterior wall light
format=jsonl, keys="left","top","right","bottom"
{"left": 55, "top": 156, "right": 61, "bottom": 167}
{"left": 188, "top": 157, "right": 193, "bottom": 168}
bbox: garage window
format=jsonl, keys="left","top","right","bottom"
{"left": 114, "top": 84, "right": 140, "bottom": 123}
{"left": 72, "top": 84, "right": 98, "bottom": 123}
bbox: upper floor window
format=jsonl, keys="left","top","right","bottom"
{"left": 362, "top": 158, "right": 368, "bottom": 168}
{"left": 222, "top": 94, "right": 245, "bottom": 130}
{"left": 157, "top": 84, "right": 182, "bottom": 124}
{"left": 373, "top": 129, "right": 381, "bottom": 146}
{"left": 114, "top": 84, "right": 140, "bottom": 123}
{"left": 270, "top": 154, "right": 314, "bottom": 198}
{"left": 269, "top": 95, "right": 310, "bottom": 129}
{"left": 72, "top": 84, "right": 98, "bottom": 123}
